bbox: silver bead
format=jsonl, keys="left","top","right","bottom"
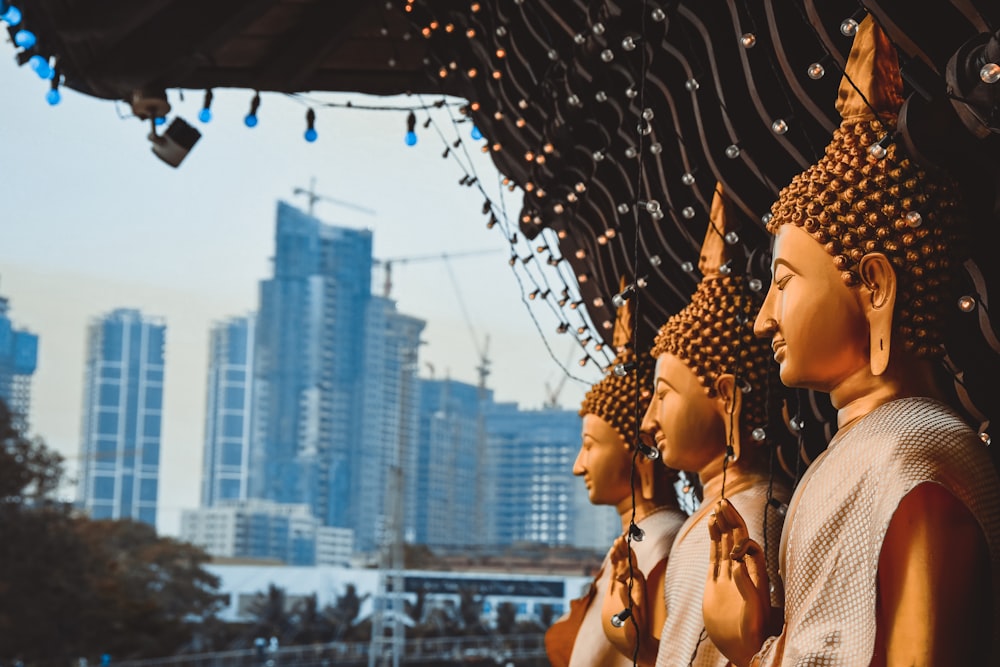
{"left": 981, "top": 63, "right": 1000, "bottom": 84}
{"left": 600, "top": 49, "right": 614, "bottom": 63}
{"left": 573, "top": 33, "right": 586, "bottom": 45}
{"left": 868, "top": 142, "right": 887, "bottom": 160}
{"left": 725, "top": 144, "right": 741, "bottom": 159}
{"left": 622, "top": 36, "right": 637, "bottom": 51}
{"left": 749, "top": 278, "right": 763, "bottom": 292}
{"left": 807, "top": 62, "right": 825, "bottom": 80}
{"left": 649, "top": 142, "right": 663, "bottom": 154}
{"left": 771, "top": 119, "right": 788, "bottom": 135}
{"left": 681, "top": 261, "right": 695, "bottom": 273}
{"left": 681, "top": 172, "right": 696, "bottom": 186}
{"left": 681, "top": 206, "right": 695, "bottom": 219}
{"left": 958, "top": 295, "right": 977, "bottom": 312}
{"left": 645, "top": 200, "right": 661, "bottom": 214}
{"left": 625, "top": 86, "right": 638, "bottom": 99}
{"left": 567, "top": 94, "right": 581, "bottom": 106}
{"left": 592, "top": 22, "right": 605, "bottom": 35}
{"left": 741, "top": 33, "right": 756, "bottom": 49}
{"left": 548, "top": 49, "right": 559, "bottom": 61}
{"left": 617, "top": 203, "right": 630, "bottom": 214}
{"left": 624, "top": 146, "right": 637, "bottom": 158}
{"left": 789, "top": 416, "right": 804, "bottom": 432}
{"left": 840, "top": 18, "right": 858, "bottom": 37}
{"left": 595, "top": 90, "right": 608, "bottom": 102}
{"left": 649, "top": 254, "right": 662, "bottom": 267}
{"left": 651, "top": 8, "right": 666, "bottom": 22}
{"left": 642, "top": 108, "right": 655, "bottom": 121}
{"left": 495, "top": 26, "right": 507, "bottom": 37}
{"left": 685, "top": 78, "right": 699, "bottom": 92}
{"left": 761, "top": 211, "right": 773, "bottom": 225}
{"left": 980, "top": 432, "right": 992, "bottom": 446}
{"left": 751, "top": 427, "right": 766, "bottom": 442}
{"left": 725, "top": 231, "right": 740, "bottom": 245}
{"left": 905, "top": 211, "right": 922, "bottom": 228}
{"left": 592, "top": 150, "right": 605, "bottom": 161}
{"left": 719, "top": 262, "right": 732, "bottom": 275}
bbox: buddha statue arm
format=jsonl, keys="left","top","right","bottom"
{"left": 601, "top": 535, "right": 663, "bottom": 667}
{"left": 875, "top": 482, "right": 991, "bottom": 666}
{"left": 703, "top": 499, "right": 774, "bottom": 667}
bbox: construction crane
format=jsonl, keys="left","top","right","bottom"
{"left": 373, "top": 249, "right": 496, "bottom": 298}
{"left": 292, "top": 177, "right": 376, "bottom": 217}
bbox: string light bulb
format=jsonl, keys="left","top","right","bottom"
{"left": 471, "top": 125, "right": 483, "bottom": 140}
{"left": 198, "top": 89, "right": 213, "bottom": 123}
{"left": 45, "top": 74, "right": 60, "bottom": 106}
{"left": 244, "top": 92, "right": 261, "bottom": 128}
{"left": 404, "top": 111, "right": 416, "bottom": 145}
{"left": 1, "top": 3, "right": 22, "bottom": 26}
{"left": 13, "top": 28, "right": 35, "bottom": 49}
{"left": 610, "top": 608, "right": 631, "bottom": 628}
{"left": 302, "top": 108, "right": 318, "bottom": 142}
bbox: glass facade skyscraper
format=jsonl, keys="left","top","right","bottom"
{"left": 486, "top": 404, "right": 592, "bottom": 547}
{"left": 0, "top": 294, "right": 38, "bottom": 433}
{"left": 202, "top": 314, "right": 255, "bottom": 506}
{"left": 78, "top": 308, "right": 165, "bottom": 526}
{"left": 248, "top": 201, "right": 373, "bottom": 531}
{"left": 414, "top": 378, "right": 492, "bottom": 547}
{"left": 352, "top": 296, "right": 425, "bottom": 552}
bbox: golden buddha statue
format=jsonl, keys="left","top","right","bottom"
{"left": 703, "top": 17, "right": 1000, "bottom": 667}
{"left": 545, "top": 293, "right": 687, "bottom": 667}
{"left": 602, "top": 189, "right": 790, "bottom": 667}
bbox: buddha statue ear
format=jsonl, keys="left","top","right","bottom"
{"left": 714, "top": 374, "right": 743, "bottom": 462}
{"left": 858, "top": 253, "right": 897, "bottom": 376}
{"left": 635, "top": 453, "right": 657, "bottom": 501}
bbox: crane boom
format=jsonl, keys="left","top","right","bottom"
{"left": 292, "top": 177, "right": 376, "bottom": 217}
{"left": 373, "top": 249, "right": 496, "bottom": 297}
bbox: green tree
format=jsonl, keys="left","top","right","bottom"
{"left": 74, "top": 519, "right": 225, "bottom": 659}
{"left": 0, "top": 400, "right": 225, "bottom": 664}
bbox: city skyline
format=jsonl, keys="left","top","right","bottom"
{"left": 1, "top": 62, "right": 601, "bottom": 536}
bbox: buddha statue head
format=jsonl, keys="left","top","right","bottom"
{"left": 574, "top": 288, "right": 675, "bottom": 513}
{"left": 754, "top": 17, "right": 969, "bottom": 395}
{"left": 641, "top": 189, "right": 779, "bottom": 480}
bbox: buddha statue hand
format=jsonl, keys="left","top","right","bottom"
{"left": 602, "top": 534, "right": 654, "bottom": 664}
{"left": 704, "top": 499, "right": 771, "bottom": 667}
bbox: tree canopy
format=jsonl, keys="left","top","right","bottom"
{"left": 0, "top": 400, "right": 224, "bottom": 665}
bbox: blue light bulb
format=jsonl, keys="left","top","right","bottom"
{"left": 154, "top": 116, "right": 166, "bottom": 126}
{"left": 1, "top": 4, "right": 22, "bottom": 26}
{"left": 28, "top": 54, "right": 52, "bottom": 80}
{"left": 405, "top": 130, "right": 417, "bottom": 146}
{"left": 244, "top": 114, "right": 258, "bottom": 128}
{"left": 304, "top": 127, "right": 318, "bottom": 142}
{"left": 198, "top": 107, "right": 212, "bottom": 123}
{"left": 45, "top": 88, "right": 61, "bottom": 106}
{"left": 14, "top": 29, "right": 35, "bottom": 49}
{"left": 471, "top": 125, "right": 483, "bottom": 140}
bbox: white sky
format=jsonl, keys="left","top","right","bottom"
{"left": 0, "top": 59, "right": 601, "bottom": 534}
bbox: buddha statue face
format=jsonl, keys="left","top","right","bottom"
{"left": 755, "top": 224, "right": 871, "bottom": 391}
{"left": 573, "top": 413, "right": 633, "bottom": 507}
{"left": 642, "top": 352, "right": 728, "bottom": 473}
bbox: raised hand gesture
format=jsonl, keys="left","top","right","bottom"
{"left": 703, "top": 499, "right": 771, "bottom": 667}
{"left": 602, "top": 534, "right": 658, "bottom": 666}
